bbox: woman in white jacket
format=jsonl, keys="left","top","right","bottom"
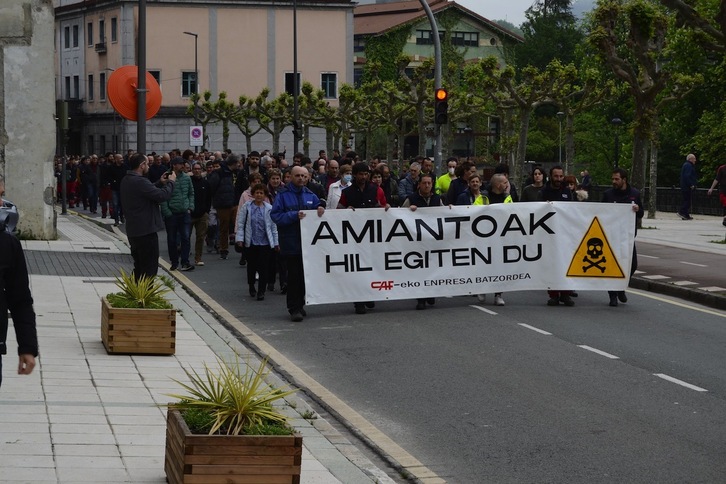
{"left": 234, "top": 183, "right": 279, "bottom": 300}
{"left": 326, "top": 164, "right": 352, "bottom": 209}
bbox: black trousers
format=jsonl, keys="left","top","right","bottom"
{"left": 246, "top": 245, "right": 272, "bottom": 293}
{"left": 129, "top": 232, "right": 160, "bottom": 281}
{"left": 284, "top": 255, "right": 305, "bottom": 314}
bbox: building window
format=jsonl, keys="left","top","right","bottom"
{"left": 72, "top": 25, "right": 79, "bottom": 48}
{"left": 353, "top": 68, "right": 363, "bottom": 88}
{"left": 111, "top": 17, "right": 117, "bottom": 42}
{"left": 88, "top": 135, "right": 94, "bottom": 154}
{"left": 353, "top": 37, "right": 365, "bottom": 53}
{"left": 88, "top": 74, "right": 94, "bottom": 101}
{"left": 100, "top": 135, "right": 106, "bottom": 154}
{"left": 416, "top": 29, "right": 447, "bottom": 45}
{"left": 284, "top": 72, "right": 301, "bottom": 96}
{"left": 87, "top": 22, "right": 93, "bottom": 46}
{"left": 99, "top": 19, "right": 105, "bottom": 42}
{"left": 452, "top": 31, "right": 479, "bottom": 46}
{"left": 149, "top": 70, "right": 161, "bottom": 88}
{"left": 73, "top": 76, "right": 80, "bottom": 99}
{"left": 64, "top": 26, "right": 70, "bottom": 49}
{"left": 65, "top": 76, "right": 71, "bottom": 100}
{"left": 182, "top": 71, "right": 197, "bottom": 97}
{"left": 321, "top": 73, "right": 337, "bottom": 99}
{"left": 99, "top": 72, "right": 106, "bottom": 100}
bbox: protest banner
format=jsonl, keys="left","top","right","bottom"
{"left": 301, "top": 202, "right": 635, "bottom": 305}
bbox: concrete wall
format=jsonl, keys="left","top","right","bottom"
{"left": 1, "top": 0, "right": 57, "bottom": 239}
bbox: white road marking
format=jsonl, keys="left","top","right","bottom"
{"left": 680, "top": 261, "right": 707, "bottom": 267}
{"left": 643, "top": 274, "right": 671, "bottom": 280}
{"left": 626, "top": 288, "right": 726, "bottom": 318}
{"left": 654, "top": 373, "right": 708, "bottom": 392}
{"left": 701, "top": 286, "right": 726, "bottom": 292}
{"left": 672, "top": 280, "right": 699, "bottom": 286}
{"left": 518, "top": 323, "right": 551, "bottom": 335}
{"left": 639, "top": 254, "right": 659, "bottom": 259}
{"left": 470, "top": 304, "right": 497, "bottom": 315}
{"left": 578, "top": 345, "right": 619, "bottom": 359}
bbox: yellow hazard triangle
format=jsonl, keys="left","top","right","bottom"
{"left": 567, "top": 217, "right": 625, "bottom": 278}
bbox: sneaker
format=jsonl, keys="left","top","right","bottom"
{"left": 113, "top": 222, "right": 119, "bottom": 227}
{"left": 723, "top": 219, "right": 726, "bottom": 227}
{"left": 609, "top": 294, "right": 618, "bottom": 307}
{"left": 547, "top": 297, "right": 559, "bottom": 306}
{"left": 267, "top": 283, "right": 275, "bottom": 292}
{"left": 560, "top": 295, "right": 575, "bottom": 306}
{"left": 239, "top": 255, "right": 246, "bottom": 266}
{"left": 300, "top": 308, "right": 307, "bottom": 317}
{"left": 280, "top": 284, "right": 288, "bottom": 294}
{"left": 415, "top": 301, "right": 426, "bottom": 310}
{"left": 571, "top": 291, "right": 579, "bottom": 297}
{"left": 426, "top": 298, "right": 435, "bottom": 306}
{"left": 219, "top": 251, "right": 228, "bottom": 260}
{"left": 494, "top": 295, "right": 505, "bottom": 306}
{"left": 180, "top": 263, "right": 194, "bottom": 272}
{"left": 256, "top": 293, "right": 265, "bottom": 301}
{"left": 195, "top": 260, "right": 205, "bottom": 266}
{"left": 170, "top": 264, "right": 178, "bottom": 271}
{"left": 477, "top": 294, "right": 486, "bottom": 303}
{"left": 365, "top": 301, "right": 376, "bottom": 308}
{"left": 290, "top": 311, "right": 303, "bottom": 322}
{"left": 617, "top": 291, "right": 628, "bottom": 303}
{"left": 354, "top": 304, "right": 367, "bottom": 314}
{"left": 677, "top": 212, "right": 688, "bottom": 220}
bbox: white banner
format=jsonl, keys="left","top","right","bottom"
{"left": 301, "top": 202, "right": 635, "bottom": 305}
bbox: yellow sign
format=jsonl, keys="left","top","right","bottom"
{"left": 567, "top": 217, "right": 625, "bottom": 278}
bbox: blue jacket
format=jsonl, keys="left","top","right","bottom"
{"left": 680, "top": 161, "right": 697, "bottom": 189}
{"left": 270, "top": 183, "right": 322, "bottom": 255}
{"left": 235, "top": 201, "right": 278, "bottom": 249}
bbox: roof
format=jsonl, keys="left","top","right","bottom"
{"left": 354, "top": 0, "right": 523, "bottom": 43}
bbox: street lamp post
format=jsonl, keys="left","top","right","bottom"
{"left": 611, "top": 117, "right": 622, "bottom": 168}
{"left": 292, "top": 0, "right": 300, "bottom": 154}
{"left": 556, "top": 111, "right": 564, "bottom": 165}
{"left": 183, "top": 31, "right": 199, "bottom": 151}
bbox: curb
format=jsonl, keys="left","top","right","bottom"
{"left": 630, "top": 276, "right": 726, "bottom": 311}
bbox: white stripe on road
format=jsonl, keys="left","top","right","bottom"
{"left": 639, "top": 254, "right": 659, "bottom": 259}
{"left": 654, "top": 373, "right": 708, "bottom": 392}
{"left": 518, "top": 323, "right": 552, "bottom": 335}
{"left": 680, "top": 261, "right": 707, "bottom": 267}
{"left": 626, "top": 288, "right": 726, "bottom": 318}
{"left": 578, "top": 345, "right": 619, "bottom": 359}
{"left": 470, "top": 304, "right": 498, "bottom": 315}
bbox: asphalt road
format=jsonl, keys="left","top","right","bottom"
{"left": 178, "top": 249, "right": 726, "bottom": 483}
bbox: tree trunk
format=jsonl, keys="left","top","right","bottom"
{"left": 417, "top": 105, "right": 426, "bottom": 157}
{"left": 303, "top": 124, "right": 310, "bottom": 157}
{"left": 513, "top": 107, "right": 532, "bottom": 191}
{"left": 565, "top": 114, "right": 575, "bottom": 176}
{"left": 245, "top": 133, "right": 253, "bottom": 155}
{"left": 326, "top": 129, "right": 334, "bottom": 157}
{"left": 647, "top": 140, "right": 658, "bottom": 219}
{"left": 222, "top": 119, "right": 229, "bottom": 151}
{"left": 630, "top": 130, "right": 648, "bottom": 190}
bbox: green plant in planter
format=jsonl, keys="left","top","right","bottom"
{"left": 106, "top": 270, "right": 173, "bottom": 309}
{"left": 165, "top": 355, "right": 297, "bottom": 436}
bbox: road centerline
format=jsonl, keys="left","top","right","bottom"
{"left": 654, "top": 373, "right": 708, "bottom": 392}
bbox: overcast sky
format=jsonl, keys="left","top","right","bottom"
{"left": 456, "top": 0, "right": 535, "bottom": 27}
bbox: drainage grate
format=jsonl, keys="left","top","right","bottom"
{"left": 25, "top": 250, "right": 134, "bottom": 278}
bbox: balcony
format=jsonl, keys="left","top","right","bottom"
{"left": 95, "top": 41, "right": 107, "bottom": 53}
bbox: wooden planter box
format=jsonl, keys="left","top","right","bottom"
{"left": 101, "top": 297, "right": 176, "bottom": 355}
{"left": 165, "top": 408, "right": 303, "bottom": 484}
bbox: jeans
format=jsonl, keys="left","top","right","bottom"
{"left": 190, "top": 214, "right": 208, "bottom": 262}
{"left": 129, "top": 232, "right": 160, "bottom": 281}
{"left": 165, "top": 212, "right": 192, "bottom": 266}
{"left": 112, "top": 190, "right": 124, "bottom": 223}
{"left": 284, "top": 255, "right": 305, "bottom": 314}
{"left": 86, "top": 184, "right": 98, "bottom": 212}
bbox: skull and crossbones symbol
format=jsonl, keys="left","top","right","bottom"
{"left": 582, "top": 237, "right": 606, "bottom": 273}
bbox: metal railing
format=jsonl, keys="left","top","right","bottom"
{"left": 589, "top": 186, "right": 723, "bottom": 216}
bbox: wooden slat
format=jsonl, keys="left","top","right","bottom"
{"left": 190, "top": 464, "right": 301, "bottom": 475}
{"left": 183, "top": 475, "right": 294, "bottom": 484}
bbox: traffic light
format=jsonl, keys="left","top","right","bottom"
{"left": 434, "top": 88, "right": 449, "bottom": 125}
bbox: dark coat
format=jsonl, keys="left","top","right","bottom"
{"left": 0, "top": 231, "right": 38, "bottom": 359}
{"left": 190, "top": 175, "right": 212, "bottom": 218}
{"left": 602, "top": 184, "right": 644, "bottom": 233}
{"left": 120, "top": 171, "right": 175, "bottom": 238}
{"left": 207, "top": 165, "right": 237, "bottom": 209}
{"left": 539, "top": 183, "right": 574, "bottom": 202}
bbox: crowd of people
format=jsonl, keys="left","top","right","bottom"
{"left": 55, "top": 147, "right": 644, "bottom": 320}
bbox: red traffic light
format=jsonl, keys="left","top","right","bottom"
{"left": 435, "top": 88, "right": 448, "bottom": 101}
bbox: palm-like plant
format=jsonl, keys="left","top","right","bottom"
{"left": 166, "top": 355, "right": 297, "bottom": 436}
{"left": 106, "top": 270, "right": 172, "bottom": 309}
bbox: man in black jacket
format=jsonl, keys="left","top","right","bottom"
{"left": 207, "top": 155, "right": 239, "bottom": 259}
{"left": 602, "top": 167, "right": 643, "bottom": 306}
{"left": 0, "top": 179, "right": 38, "bottom": 388}
{"left": 120, "top": 153, "right": 176, "bottom": 280}
{"left": 190, "top": 162, "right": 211, "bottom": 266}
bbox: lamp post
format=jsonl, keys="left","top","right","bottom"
{"left": 103, "top": 68, "right": 118, "bottom": 152}
{"left": 292, "top": 0, "right": 300, "bottom": 154}
{"left": 556, "top": 111, "right": 564, "bottom": 165}
{"left": 611, "top": 117, "right": 622, "bottom": 168}
{"left": 183, "top": 31, "right": 199, "bottom": 151}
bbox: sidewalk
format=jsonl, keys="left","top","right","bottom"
{"left": 1, "top": 213, "right": 395, "bottom": 484}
